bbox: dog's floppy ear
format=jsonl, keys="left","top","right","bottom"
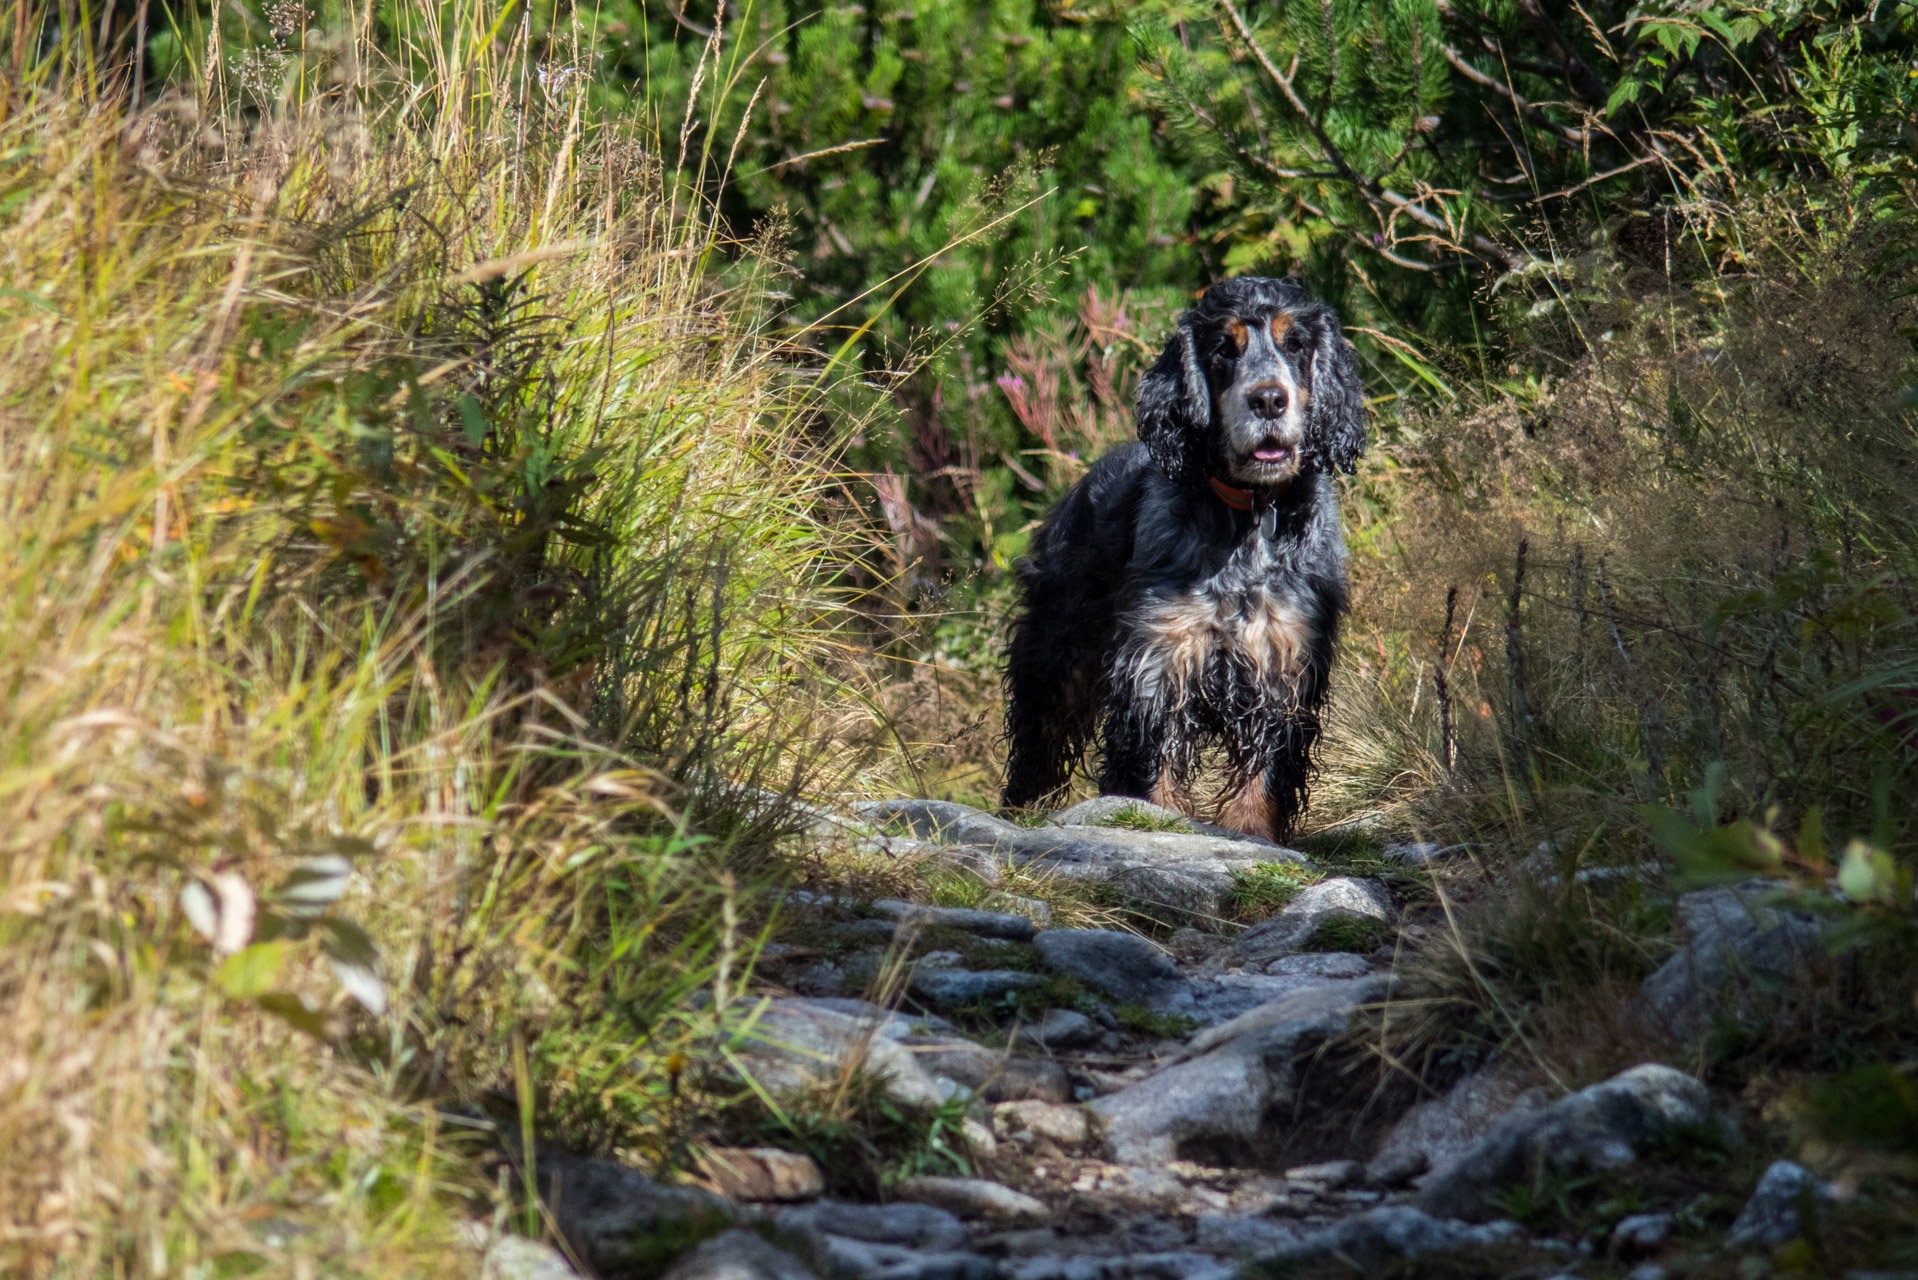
{"left": 1307, "top": 311, "right": 1366, "bottom": 474}
{"left": 1137, "top": 320, "right": 1211, "bottom": 487}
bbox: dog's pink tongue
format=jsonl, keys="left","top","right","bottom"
{"left": 1254, "top": 445, "right": 1291, "bottom": 462}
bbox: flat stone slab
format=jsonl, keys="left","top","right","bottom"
{"left": 1000, "top": 1253, "right": 1237, "bottom": 1280}
{"left": 731, "top": 999, "right": 959, "bottom": 1106}
{"left": 819, "top": 1236, "right": 994, "bottom": 1280}
{"left": 895, "top": 1176, "right": 1051, "bottom": 1224}
{"left": 1265, "top": 952, "right": 1372, "bottom": 978}
{"left": 854, "top": 799, "right": 1030, "bottom": 848}
{"left": 1016, "top": 1007, "right": 1098, "bottom": 1049}
{"left": 906, "top": 967, "right": 1045, "bottom": 1006}
{"left": 1194, "top": 1215, "right": 1304, "bottom": 1258}
{"left": 1048, "top": 796, "right": 1289, "bottom": 847}
{"left": 910, "top": 1042, "right": 1072, "bottom": 1104}
{"left": 1010, "top": 828, "right": 1304, "bottom": 922}
{"left": 853, "top": 799, "right": 1310, "bottom": 922}
{"left": 776, "top": 1200, "right": 970, "bottom": 1252}
{"left": 1262, "top": 1208, "right": 1534, "bottom": 1268}
{"left": 872, "top": 899, "right": 1040, "bottom": 941}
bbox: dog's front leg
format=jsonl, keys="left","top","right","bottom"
{"left": 1097, "top": 694, "right": 1180, "bottom": 808}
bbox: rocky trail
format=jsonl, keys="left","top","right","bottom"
{"left": 475, "top": 797, "right": 1856, "bottom": 1280}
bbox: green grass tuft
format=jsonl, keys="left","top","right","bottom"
{"left": 1229, "top": 861, "right": 1323, "bottom": 917}
{"left": 1098, "top": 804, "right": 1194, "bottom": 833}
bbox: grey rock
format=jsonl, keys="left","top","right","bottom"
{"left": 1284, "top": 1160, "right": 1363, "bottom": 1188}
{"left": 817, "top": 1237, "right": 994, "bottom": 1280}
{"left": 997, "top": 1260, "right": 1105, "bottom": 1280}
{"left": 854, "top": 831, "right": 979, "bottom": 864}
{"left": 991, "top": 1100, "right": 1096, "bottom": 1148}
{"left": 1265, "top": 952, "right": 1371, "bottom": 978}
{"left": 1175, "top": 969, "right": 1367, "bottom": 1026}
{"left": 798, "top": 1000, "right": 958, "bottom": 1038}
{"left": 1033, "top": 930, "right": 1185, "bottom": 1006}
{"left": 894, "top": 1177, "right": 1050, "bottom": 1224}
{"left": 1417, "top": 1064, "right": 1734, "bottom": 1222}
{"left": 1088, "top": 977, "right": 1389, "bottom": 1164}
{"left": 1726, "top": 1160, "right": 1839, "bottom": 1249}
{"left": 1063, "top": 1164, "right": 1209, "bottom": 1214}
{"left": 1049, "top": 795, "right": 1203, "bottom": 831}
{"left": 1166, "top": 928, "right": 1228, "bottom": 964}
{"left": 776, "top": 1201, "right": 969, "bottom": 1252}
{"left": 1018, "top": 1007, "right": 1097, "bottom": 1049}
{"left": 999, "top": 1257, "right": 1236, "bottom": 1280}
{"left": 660, "top": 1230, "right": 818, "bottom": 1280}
{"left": 1261, "top": 1207, "right": 1529, "bottom": 1268}
{"left": 536, "top": 1153, "right": 737, "bottom": 1278}
{"left": 731, "top": 998, "right": 959, "bottom": 1106}
{"left": 477, "top": 1232, "right": 579, "bottom": 1280}
{"left": 906, "top": 968, "right": 1044, "bottom": 1006}
{"left": 1049, "top": 795, "right": 1284, "bottom": 847}
{"left": 1636, "top": 885, "right": 1827, "bottom": 1042}
{"left": 1231, "top": 878, "right": 1393, "bottom": 964}
{"left": 854, "top": 799, "right": 1029, "bottom": 848}
{"left": 1610, "top": 1212, "right": 1673, "bottom": 1257}
{"left": 1193, "top": 1215, "right": 1303, "bottom": 1257}
{"left": 1366, "top": 1065, "right": 1549, "bottom": 1189}
{"left": 1312, "top": 813, "right": 1389, "bottom": 839}
{"left": 871, "top": 899, "right": 1039, "bottom": 942}
{"left": 907, "top": 1042, "right": 1072, "bottom": 1103}
{"left": 859, "top": 802, "right": 1298, "bottom": 922}
{"left": 1008, "top": 828, "right": 1304, "bottom": 923}
{"left": 788, "top": 963, "right": 849, "bottom": 997}
{"left": 1105, "top": 1255, "right": 1237, "bottom": 1280}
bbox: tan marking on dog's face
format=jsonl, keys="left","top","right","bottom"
{"left": 1225, "top": 318, "right": 1250, "bottom": 352}
{"left": 1216, "top": 773, "right": 1277, "bottom": 842}
{"left": 1269, "top": 312, "right": 1293, "bottom": 343}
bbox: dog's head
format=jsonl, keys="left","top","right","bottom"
{"left": 1136, "top": 276, "right": 1366, "bottom": 491}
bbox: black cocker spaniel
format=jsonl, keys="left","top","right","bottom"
{"left": 1000, "top": 277, "right": 1366, "bottom": 841}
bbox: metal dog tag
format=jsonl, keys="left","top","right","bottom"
{"left": 1259, "top": 503, "right": 1278, "bottom": 541}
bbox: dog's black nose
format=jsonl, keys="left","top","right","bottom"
{"left": 1247, "top": 385, "right": 1289, "bottom": 419}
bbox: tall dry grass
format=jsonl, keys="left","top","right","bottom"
{"left": 0, "top": 3, "right": 872, "bottom": 1273}
{"left": 1319, "top": 182, "right": 1918, "bottom": 1120}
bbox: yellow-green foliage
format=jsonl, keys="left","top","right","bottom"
{"left": 0, "top": 7, "right": 862, "bottom": 1274}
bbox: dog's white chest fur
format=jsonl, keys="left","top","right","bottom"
{"left": 1117, "top": 567, "right": 1318, "bottom": 705}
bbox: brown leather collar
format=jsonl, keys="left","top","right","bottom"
{"left": 1208, "top": 477, "right": 1255, "bottom": 511}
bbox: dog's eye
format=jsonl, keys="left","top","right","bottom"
{"left": 1272, "top": 314, "right": 1305, "bottom": 350}
{"left": 1225, "top": 319, "right": 1249, "bottom": 353}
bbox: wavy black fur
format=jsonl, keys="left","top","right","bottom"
{"left": 1000, "top": 277, "right": 1367, "bottom": 838}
